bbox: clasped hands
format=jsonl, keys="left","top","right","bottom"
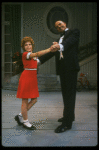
{"left": 50, "top": 42, "right": 60, "bottom": 52}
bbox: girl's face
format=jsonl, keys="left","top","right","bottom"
{"left": 24, "top": 41, "right": 33, "bottom": 52}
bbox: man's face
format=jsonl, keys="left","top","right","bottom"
{"left": 55, "top": 21, "right": 66, "bottom": 33}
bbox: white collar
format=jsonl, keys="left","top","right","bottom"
{"left": 65, "top": 28, "right": 69, "bottom": 31}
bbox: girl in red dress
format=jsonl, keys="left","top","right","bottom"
{"left": 15, "top": 36, "right": 51, "bottom": 130}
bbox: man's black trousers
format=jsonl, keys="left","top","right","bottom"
{"left": 59, "top": 65, "right": 78, "bottom": 126}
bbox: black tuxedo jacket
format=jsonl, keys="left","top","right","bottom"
{"left": 39, "top": 29, "right": 80, "bottom": 75}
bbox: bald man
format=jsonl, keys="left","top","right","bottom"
{"left": 39, "top": 20, "right": 80, "bottom": 133}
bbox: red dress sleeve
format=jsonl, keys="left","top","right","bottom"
{"left": 22, "top": 52, "right": 37, "bottom": 69}
{"left": 22, "top": 52, "right": 28, "bottom": 60}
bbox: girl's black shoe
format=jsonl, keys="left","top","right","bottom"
{"left": 14, "top": 115, "right": 23, "bottom": 126}
{"left": 23, "top": 124, "right": 36, "bottom": 130}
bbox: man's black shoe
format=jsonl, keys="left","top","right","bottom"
{"left": 54, "top": 124, "right": 72, "bottom": 133}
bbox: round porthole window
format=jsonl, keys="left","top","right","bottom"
{"left": 46, "top": 6, "right": 68, "bottom": 35}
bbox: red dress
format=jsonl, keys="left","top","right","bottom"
{"left": 17, "top": 52, "right": 39, "bottom": 99}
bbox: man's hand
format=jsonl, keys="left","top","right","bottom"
{"left": 50, "top": 43, "right": 60, "bottom": 52}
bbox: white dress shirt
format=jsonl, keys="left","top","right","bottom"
{"left": 58, "top": 28, "right": 69, "bottom": 52}
{"left": 36, "top": 28, "right": 69, "bottom": 63}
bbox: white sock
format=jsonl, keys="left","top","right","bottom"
{"left": 19, "top": 113, "right": 22, "bottom": 116}
{"left": 18, "top": 113, "right": 23, "bottom": 123}
{"left": 23, "top": 119, "right": 32, "bottom": 127}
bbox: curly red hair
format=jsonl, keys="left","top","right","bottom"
{"left": 21, "top": 36, "right": 35, "bottom": 51}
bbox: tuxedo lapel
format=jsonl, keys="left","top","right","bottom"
{"left": 56, "top": 29, "right": 73, "bottom": 44}
{"left": 56, "top": 29, "right": 72, "bottom": 42}
{"left": 63, "top": 29, "right": 72, "bottom": 41}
